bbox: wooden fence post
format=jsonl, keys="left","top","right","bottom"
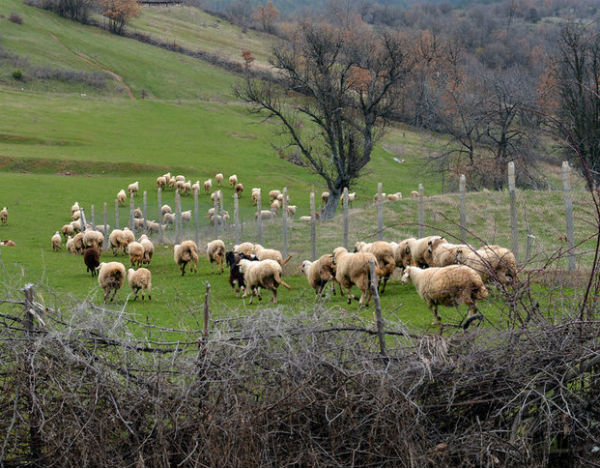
{"left": 114, "top": 199, "right": 119, "bottom": 230}
{"left": 213, "top": 194, "right": 219, "bottom": 239}
{"left": 129, "top": 191, "right": 135, "bottom": 231}
{"left": 103, "top": 202, "right": 108, "bottom": 250}
{"left": 282, "top": 187, "right": 288, "bottom": 258}
{"left": 157, "top": 187, "right": 163, "bottom": 244}
{"left": 175, "top": 189, "right": 182, "bottom": 244}
{"left": 508, "top": 162, "right": 519, "bottom": 263}
{"left": 418, "top": 183, "right": 424, "bottom": 238}
{"left": 219, "top": 190, "right": 225, "bottom": 231}
{"left": 233, "top": 193, "right": 240, "bottom": 246}
{"left": 256, "top": 189, "right": 262, "bottom": 245}
{"left": 459, "top": 174, "right": 466, "bottom": 243}
{"left": 368, "top": 259, "right": 386, "bottom": 358}
{"left": 90, "top": 204, "right": 95, "bottom": 230}
{"left": 194, "top": 188, "right": 200, "bottom": 247}
{"left": 343, "top": 187, "right": 349, "bottom": 250}
{"left": 143, "top": 191, "right": 148, "bottom": 233}
{"left": 79, "top": 208, "right": 87, "bottom": 232}
{"left": 377, "top": 182, "right": 383, "bottom": 241}
{"left": 310, "top": 191, "right": 317, "bottom": 261}
{"left": 562, "top": 161, "right": 576, "bottom": 271}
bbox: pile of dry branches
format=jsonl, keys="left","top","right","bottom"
{"left": 0, "top": 279, "right": 599, "bottom": 467}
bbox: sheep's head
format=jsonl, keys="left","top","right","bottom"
{"left": 401, "top": 267, "right": 412, "bottom": 284}
{"left": 300, "top": 260, "right": 311, "bottom": 273}
{"left": 332, "top": 247, "right": 347, "bottom": 261}
{"left": 455, "top": 248, "right": 465, "bottom": 264}
{"left": 353, "top": 241, "right": 366, "bottom": 253}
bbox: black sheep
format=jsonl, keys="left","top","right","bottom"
{"left": 226, "top": 251, "right": 257, "bottom": 293}
{"left": 84, "top": 247, "right": 100, "bottom": 277}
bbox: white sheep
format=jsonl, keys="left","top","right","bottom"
{"left": 410, "top": 190, "right": 419, "bottom": 199}
{"left": 401, "top": 265, "right": 488, "bottom": 325}
{"left": 163, "top": 213, "right": 175, "bottom": 225}
{"left": 175, "top": 175, "right": 185, "bottom": 182}
{"left": 94, "top": 224, "right": 110, "bottom": 235}
{"left": 253, "top": 244, "right": 291, "bottom": 266}
{"left": 210, "top": 190, "right": 222, "bottom": 202}
{"left": 61, "top": 223, "right": 75, "bottom": 238}
{"left": 206, "top": 239, "right": 226, "bottom": 273}
{"left": 133, "top": 207, "right": 143, "bottom": 219}
{"left": 156, "top": 176, "right": 167, "bottom": 189}
{"left": 192, "top": 180, "right": 200, "bottom": 193}
{"left": 1, "top": 206, "right": 8, "bottom": 224}
{"left": 373, "top": 192, "right": 387, "bottom": 203}
{"left": 70, "top": 220, "right": 82, "bottom": 233}
{"left": 234, "top": 242, "right": 255, "bottom": 257}
{"left": 128, "top": 181, "right": 139, "bottom": 194}
{"left": 127, "top": 241, "right": 144, "bottom": 267}
{"left": 270, "top": 200, "right": 281, "bottom": 215}
{"left": 146, "top": 220, "right": 163, "bottom": 235}
{"left": 404, "top": 236, "right": 440, "bottom": 268}
{"left": 68, "top": 232, "right": 85, "bottom": 254}
{"left": 117, "top": 189, "right": 127, "bottom": 205}
{"left": 83, "top": 230, "right": 104, "bottom": 251}
{"left": 339, "top": 192, "right": 356, "bottom": 206}
{"left": 332, "top": 247, "right": 382, "bottom": 307}
{"left": 71, "top": 210, "right": 81, "bottom": 221}
{"left": 127, "top": 268, "right": 152, "bottom": 301}
{"left": 298, "top": 216, "right": 312, "bottom": 222}
{"left": 456, "top": 245, "right": 517, "bottom": 287}
{"left": 286, "top": 205, "right": 297, "bottom": 217}
{"left": 321, "top": 191, "right": 329, "bottom": 206}
{"left": 387, "top": 192, "right": 402, "bottom": 201}
{"left": 229, "top": 174, "right": 238, "bottom": 187}
{"left": 425, "top": 238, "right": 469, "bottom": 268}
{"left": 138, "top": 234, "right": 154, "bottom": 265}
{"left": 203, "top": 178, "right": 212, "bottom": 193}
{"left": 269, "top": 189, "right": 281, "bottom": 202}
{"left": 109, "top": 228, "right": 133, "bottom": 256}
{"left": 237, "top": 258, "right": 291, "bottom": 304}
{"left": 174, "top": 240, "right": 198, "bottom": 276}
{"left": 300, "top": 254, "right": 341, "bottom": 298}
{"left": 181, "top": 210, "right": 192, "bottom": 222}
{"left": 215, "top": 173, "right": 224, "bottom": 186}
{"left": 256, "top": 210, "right": 274, "bottom": 221}
{"left": 209, "top": 213, "right": 229, "bottom": 226}
{"left": 51, "top": 231, "right": 62, "bottom": 251}
{"left": 161, "top": 204, "right": 172, "bottom": 215}
{"left": 168, "top": 178, "right": 177, "bottom": 189}
{"left": 70, "top": 201, "right": 80, "bottom": 215}
{"left": 251, "top": 188, "right": 261, "bottom": 205}
{"left": 235, "top": 183, "right": 244, "bottom": 197}
{"left": 97, "top": 262, "right": 126, "bottom": 302}
{"left": 354, "top": 241, "right": 396, "bottom": 294}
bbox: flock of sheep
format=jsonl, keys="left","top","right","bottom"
{"left": 45, "top": 173, "right": 517, "bottom": 325}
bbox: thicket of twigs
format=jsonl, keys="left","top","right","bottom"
{"left": 0, "top": 273, "right": 599, "bottom": 467}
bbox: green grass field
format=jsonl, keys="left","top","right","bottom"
{"left": 0, "top": 0, "right": 594, "bottom": 334}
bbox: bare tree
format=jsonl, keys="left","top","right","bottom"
{"left": 235, "top": 21, "right": 412, "bottom": 219}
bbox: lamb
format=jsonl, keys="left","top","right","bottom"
{"left": 128, "top": 181, "right": 139, "bottom": 194}
{"left": 215, "top": 173, "right": 224, "bottom": 186}
{"left": 253, "top": 244, "right": 292, "bottom": 266}
{"left": 127, "top": 241, "right": 144, "bottom": 267}
{"left": 174, "top": 240, "right": 198, "bottom": 276}
{"left": 234, "top": 242, "right": 255, "bottom": 257}
{"left": 206, "top": 239, "right": 226, "bottom": 273}
{"left": 117, "top": 189, "right": 127, "bottom": 205}
{"left": 83, "top": 247, "right": 100, "bottom": 277}
{"left": 161, "top": 204, "right": 172, "bottom": 215}
{"left": 456, "top": 245, "right": 517, "bottom": 287}
{"left": 97, "top": 262, "right": 126, "bottom": 302}
{"left": 332, "top": 247, "right": 382, "bottom": 307}
{"left": 127, "top": 268, "right": 152, "bottom": 301}
{"left": 401, "top": 265, "right": 488, "bottom": 325}
{"left": 269, "top": 189, "right": 281, "bottom": 202}
{"left": 235, "top": 183, "right": 244, "bottom": 196}
{"left": 83, "top": 230, "right": 104, "bottom": 251}
{"left": 229, "top": 174, "right": 238, "bottom": 187}
{"left": 138, "top": 234, "right": 154, "bottom": 265}
{"left": 156, "top": 176, "right": 167, "bottom": 189}
{"left": 203, "top": 178, "right": 212, "bottom": 193}
{"left": 300, "top": 254, "right": 341, "bottom": 298}
{"left": 51, "top": 231, "right": 62, "bottom": 251}
{"left": 354, "top": 241, "right": 397, "bottom": 294}
{"left": 226, "top": 251, "right": 257, "bottom": 293}
{"left": 256, "top": 210, "right": 274, "bottom": 221}
{"left": 237, "top": 258, "right": 291, "bottom": 304}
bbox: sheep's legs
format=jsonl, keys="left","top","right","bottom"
{"left": 271, "top": 288, "right": 278, "bottom": 304}
{"left": 430, "top": 304, "right": 441, "bottom": 325}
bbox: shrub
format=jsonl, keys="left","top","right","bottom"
{"left": 8, "top": 13, "right": 23, "bottom": 24}
{"left": 12, "top": 69, "right": 22, "bottom": 80}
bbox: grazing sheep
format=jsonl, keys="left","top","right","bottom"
{"left": 181, "top": 210, "right": 192, "bottom": 222}
{"left": 204, "top": 178, "right": 212, "bottom": 193}
{"left": 226, "top": 251, "right": 257, "bottom": 293}
{"left": 83, "top": 247, "right": 100, "bottom": 277}
{"left": 0, "top": 239, "right": 15, "bottom": 246}
{"left": 161, "top": 204, "right": 172, "bottom": 215}
{"left": 251, "top": 188, "right": 261, "bottom": 205}
{"left": 163, "top": 172, "right": 171, "bottom": 184}
{"left": 235, "top": 183, "right": 244, "bottom": 196}
{"left": 61, "top": 223, "right": 75, "bottom": 238}
{"left": 156, "top": 176, "right": 167, "bottom": 189}
{"left": 127, "top": 241, "right": 144, "bottom": 267}
{"left": 229, "top": 174, "right": 238, "bottom": 187}
{"left": 209, "top": 213, "right": 230, "bottom": 226}
{"left": 192, "top": 181, "right": 200, "bottom": 193}
{"left": 71, "top": 210, "right": 81, "bottom": 222}
{"left": 373, "top": 192, "right": 387, "bottom": 203}
{"left": 286, "top": 205, "right": 297, "bottom": 217}
{"left": 127, "top": 268, "right": 152, "bottom": 301}
{"left": 254, "top": 244, "right": 292, "bottom": 266}
{"left": 145, "top": 220, "right": 162, "bottom": 235}
{"left": 234, "top": 242, "right": 255, "bottom": 257}
{"left": 163, "top": 213, "right": 175, "bottom": 225}
{"left": 456, "top": 245, "right": 517, "bottom": 287}
{"left": 182, "top": 181, "right": 192, "bottom": 195}
{"left": 210, "top": 190, "right": 222, "bottom": 202}
{"left": 83, "top": 230, "right": 104, "bottom": 251}
{"left": 411, "top": 190, "right": 419, "bottom": 199}
{"left": 174, "top": 240, "right": 198, "bottom": 276}
{"left": 256, "top": 210, "right": 274, "bottom": 221}
{"left": 271, "top": 200, "right": 281, "bottom": 215}
{"left": 133, "top": 207, "right": 143, "bottom": 219}
{"left": 206, "top": 239, "right": 226, "bottom": 273}
{"left": 298, "top": 216, "right": 312, "bottom": 222}
{"left": 117, "top": 189, "right": 127, "bottom": 205}
{"left": 175, "top": 175, "right": 185, "bottom": 182}
{"left": 339, "top": 192, "right": 356, "bottom": 206}
{"left": 67, "top": 232, "right": 85, "bottom": 254}
{"left": 51, "top": 231, "right": 62, "bottom": 251}
{"left": 354, "top": 241, "right": 396, "bottom": 294}
{"left": 269, "top": 189, "right": 281, "bottom": 202}
{"left": 237, "top": 258, "right": 291, "bottom": 304}
{"left": 168, "top": 178, "right": 177, "bottom": 189}
{"left": 138, "top": 234, "right": 154, "bottom": 265}
{"left": 109, "top": 228, "right": 134, "bottom": 256}
{"left": 300, "top": 254, "right": 341, "bottom": 298}
{"left": 321, "top": 191, "right": 329, "bottom": 206}
{"left": 128, "top": 181, "right": 139, "bottom": 194}
{"left": 387, "top": 192, "right": 402, "bottom": 201}
{"left": 97, "top": 262, "right": 126, "bottom": 302}
{"left": 70, "top": 220, "right": 82, "bottom": 233}
{"left": 215, "top": 173, "right": 224, "bottom": 185}
{"left": 401, "top": 265, "right": 488, "bottom": 325}
{"left": 332, "top": 247, "right": 382, "bottom": 307}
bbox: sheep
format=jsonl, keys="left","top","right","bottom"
{"left": 97, "top": 262, "right": 126, "bottom": 302}
{"left": 68, "top": 232, "right": 85, "bottom": 254}
{"left": 192, "top": 181, "right": 201, "bottom": 193}
{"left": 235, "top": 183, "right": 244, "bottom": 197}
{"left": 94, "top": 224, "right": 110, "bottom": 235}
{"left": 109, "top": 228, "right": 134, "bottom": 256}
{"left": 394, "top": 238, "right": 416, "bottom": 269}
{"left": 133, "top": 207, "right": 143, "bottom": 219}
{"left": 456, "top": 245, "right": 517, "bottom": 287}
{"left": 203, "top": 178, "right": 212, "bottom": 193}
{"left": 286, "top": 205, "right": 297, "bottom": 216}
{"left": 146, "top": 220, "right": 163, "bottom": 235}
{"left": 321, "top": 191, "right": 329, "bottom": 206}
{"left": 332, "top": 247, "right": 382, "bottom": 307}
{"left": 401, "top": 265, "right": 488, "bottom": 325}
{"left": 271, "top": 200, "right": 281, "bottom": 215}
{"left": 128, "top": 181, "right": 139, "bottom": 194}
{"left": 83, "top": 247, "right": 100, "bottom": 277}
{"left": 209, "top": 213, "right": 230, "bottom": 226}
{"left": 176, "top": 179, "right": 186, "bottom": 192}
{"left": 215, "top": 173, "right": 224, "bottom": 186}
{"left": 253, "top": 244, "right": 292, "bottom": 266}
{"left": 256, "top": 210, "right": 274, "bottom": 221}
{"left": 339, "top": 192, "right": 356, "bottom": 206}
{"left": 168, "top": 178, "right": 177, "bottom": 189}
{"left": 411, "top": 190, "right": 419, "bottom": 199}
{"left": 182, "top": 181, "right": 192, "bottom": 195}
{"left": 163, "top": 213, "right": 175, "bottom": 225}
{"left": 127, "top": 241, "right": 144, "bottom": 268}
{"left": 71, "top": 210, "right": 81, "bottom": 221}
{"left": 425, "top": 238, "right": 470, "bottom": 268}
{"left": 138, "top": 234, "right": 154, "bottom": 265}
{"left": 156, "top": 176, "right": 167, "bottom": 189}
{"left": 175, "top": 175, "right": 185, "bottom": 182}
{"left": 300, "top": 254, "right": 341, "bottom": 298}
{"left": 134, "top": 218, "right": 145, "bottom": 229}
{"left": 174, "top": 240, "right": 198, "bottom": 276}
{"left": 70, "top": 202, "right": 80, "bottom": 215}
{"left": 206, "top": 239, "right": 226, "bottom": 273}
{"left": 127, "top": 268, "right": 152, "bottom": 301}
{"left": 83, "top": 230, "right": 104, "bottom": 251}
{"left": 117, "top": 189, "right": 127, "bottom": 205}
{"left": 403, "top": 236, "right": 441, "bottom": 268}
{"left": 387, "top": 192, "right": 402, "bottom": 201}
{"left": 61, "top": 223, "right": 75, "bottom": 238}
{"left": 268, "top": 189, "right": 281, "bottom": 202}
{"left": 237, "top": 258, "right": 291, "bottom": 304}
{"left": 234, "top": 242, "right": 255, "bottom": 257}
{"left": 161, "top": 204, "right": 172, "bottom": 215}
{"left": 210, "top": 190, "right": 222, "bottom": 202}
{"left": 70, "top": 220, "right": 81, "bottom": 233}
{"left": 51, "top": 231, "right": 62, "bottom": 251}
{"left": 298, "top": 216, "right": 312, "bottom": 222}
{"left": 373, "top": 192, "right": 387, "bottom": 203}
{"left": 0, "top": 240, "right": 15, "bottom": 246}
{"left": 181, "top": 210, "right": 192, "bottom": 222}
{"left": 354, "top": 241, "right": 396, "bottom": 294}
{"left": 229, "top": 174, "right": 238, "bottom": 187}
{"left": 251, "top": 188, "right": 261, "bottom": 205}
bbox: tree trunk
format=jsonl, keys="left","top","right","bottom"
{"left": 322, "top": 187, "right": 341, "bottom": 220}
